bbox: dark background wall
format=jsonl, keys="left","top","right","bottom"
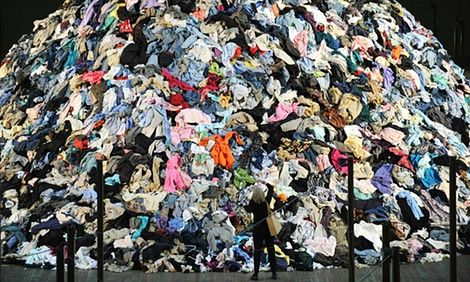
{"left": 0, "top": 0, "right": 469, "bottom": 69}
{"left": 399, "top": 0, "right": 470, "bottom": 69}
{"left": 0, "top": 0, "right": 63, "bottom": 57}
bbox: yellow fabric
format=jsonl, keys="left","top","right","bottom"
{"left": 219, "top": 95, "right": 231, "bottom": 108}
{"left": 328, "top": 87, "right": 343, "bottom": 104}
{"left": 338, "top": 93, "right": 363, "bottom": 123}
{"left": 344, "top": 135, "right": 370, "bottom": 159}
{"left": 263, "top": 245, "right": 290, "bottom": 264}
{"left": 0, "top": 64, "right": 11, "bottom": 79}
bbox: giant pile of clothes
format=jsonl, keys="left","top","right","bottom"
{"left": 1, "top": 0, "right": 470, "bottom": 273}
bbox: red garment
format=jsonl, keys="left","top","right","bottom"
{"left": 73, "top": 137, "right": 89, "bottom": 151}
{"left": 83, "top": 71, "right": 106, "bottom": 85}
{"left": 206, "top": 73, "right": 221, "bottom": 88}
{"left": 231, "top": 46, "right": 242, "bottom": 60}
{"left": 93, "top": 120, "right": 105, "bottom": 130}
{"left": 198, "top": 73, "right": 220, "bottom": 96}
{"left": 249, "top": 45, "right": 259, "bottom": 55}
{"left": 169, "top": 93, "right": 189, "bottom": 110}
{"left": 118, "top": 19, "right": 133, "bottom": 33}
{"left": 330, "top": 149, "right": 350, "bottom": 175}
{"left": 162, "top": 68, "right": 196, "bottom": 91}
{"left": 388, "top": 147, "right": 415, "bottom": 172}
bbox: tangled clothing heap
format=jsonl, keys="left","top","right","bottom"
{"left": 1, "top": 0, "right": 470, "bottom": 274}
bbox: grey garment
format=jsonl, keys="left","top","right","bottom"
{"left": 206, "top": 227, "right": 234, "bottom": 250}
{"left": 203, "top": 216, "right": 235, "bottom": 251}
{"left": 173, "top": 190, "right": 198, "bottom": 218}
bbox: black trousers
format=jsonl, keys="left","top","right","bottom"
{"left": 253, "top": 233, "right": 277, "bottom": 274}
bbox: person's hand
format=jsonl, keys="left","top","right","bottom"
{"left": 95, "top": 152, "right": 106, "bottom": 160}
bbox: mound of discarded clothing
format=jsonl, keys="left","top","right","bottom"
{"left": 1, "top": 0, "right": 470, "bottom": 273}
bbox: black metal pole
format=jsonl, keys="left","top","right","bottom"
{"left": 57, "top": 243, "right": 64, "bottom": 282}
{"left": 348, "top": 157, "right": 355, "bottom": 282}
{"left": 382, "top": 221, "right": 390, "bottom": 282}
{"left": 449, "top": 156, "right": 457, "bottom": 282}
{"left": 67, "top": 225, "right": 75, "bottom": 282}
{"left": 454, "top": 20, "right": 460, "bottom": 62}
{"left": 0, "top": 7, "right": 3, "bottom": 57}
{"left": 459, "top": 20, "right": 464, "bottom": 63}
{"left": 430, "top": 5, "right": 438, "bottom": 36}
{"left": 392, "top": 248, "right": 400, "bottom": 282}
{"left": 97, "top": 160, "right": 104, "bottom": 282}
{"left": 0, "top": 222, "right": 2, "bottom": 280}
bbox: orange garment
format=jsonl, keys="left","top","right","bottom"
{"left": 324, "top": 107, "right": 346, "bottom": 129}
{"left": 272, "top": 3, "right": 280, "bottom": 17}
{"left": 192, "top": 8, "right": 207, "bottom": 21}
{"left": 277, "top": 193, "right": 288, "bottom": 202}
{"left": 93, "top": 119, "right": 105, "bottom": 130}
{"left": 231, "top": 46, "right": 242, "bottom": 60}
{"left": 73, "top": 137, "right": 89, "bottom": 151}
{"left": 200, "top": 132, "right": 244, "bottom": 169}
{"left": 391, "top": 46, "right": 402, "bottom": 60}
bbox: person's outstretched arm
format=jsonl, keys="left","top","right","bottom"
{"left": 265, "top": 183, "right": 274, "bottom": 203}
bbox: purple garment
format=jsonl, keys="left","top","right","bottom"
{"left": 303, "top": 12, "right": 316, "bottom": 29}
{"left": 371, "top": 163, "right": 394, "bottom": 194}
{"left": 80, "top": 0, "right": 104, "bottom": 27}
{"left": 98, "top": 2, "right": 116, "bottom": 24}
{"left": 143, "top": 0, "right": 159, "bottom": 8}
{"left": 382, "top": 67, "right": 394, "bottom": 89}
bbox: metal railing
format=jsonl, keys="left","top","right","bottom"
{"left": 0, "top": 154, "right": 463, "bottom": 281}
{"left": 349, "top": 156, "right": 458, "bottom": 282}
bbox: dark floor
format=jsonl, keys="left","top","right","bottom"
{"left": 1, "top": 256, "right": 470, "bottom": 282}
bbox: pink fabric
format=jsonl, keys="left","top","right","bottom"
{"left": 175, "top": 109, "right": 212, "bottom": 127}
{"left": 351, "top": 36, "right": 374, "bottom": 52}
{"left": 83, "top": 71, "right": 106, "bottom": 84}
{"left": 316, "top": 154, "right": 332, "bottom": 172}
{"left": 293, "top": 30, "right": 309, "bottom": 57}
{"left": 142, "top": 97, "right": 181, "bottom": 112}
{"left": 170, "top": 126, "right": 195, "bottom": 145}
{"left": 406, "top": 238, "right": 423, "bottom": 263}
{"left": 164, "top": 155, "right": 192, "bottom": 193}
{"left": 380, "top": 127, "right": 405, "bottom": 146}
{"left": 268, "top": 103, "right": 298, "bottom": 122}
{"left": 304, "top": 236, "right": 337, "bottom": 257}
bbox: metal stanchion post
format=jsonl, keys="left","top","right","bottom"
{"left": 97, "top": 160, "right": 104, "bottom": 282}
{"left": 348, "top": 157, "right": 355, "bottom": 282}
{"left": 449, "top": 156, "right": 457, "bottom": 282}
{"left": 454, "top": 20, "right": 460, "bottom": 62}
{"left": 430, "top": 5, "right": 438, "bottom": 35}
{"left": 67, "top": 225, "right": 75, "bottom": 282}
{"left": 57, "top": 243, "right": 64, "bottom": 282}
{"left": 392, "top": 248, "right": 400, "bottom": 282}
{"left": 0, "top": 222, "right": 2, "bottom": 280}
{"left": 382, "top": 221, "right": 390, "bottom": 282}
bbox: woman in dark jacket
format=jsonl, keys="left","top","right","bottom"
{"left": 244, "top": 183, "right": 277, "bottom": 280}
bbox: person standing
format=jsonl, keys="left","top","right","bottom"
{"left": 244, "top": 183, "right": 277, "bottom": 280}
